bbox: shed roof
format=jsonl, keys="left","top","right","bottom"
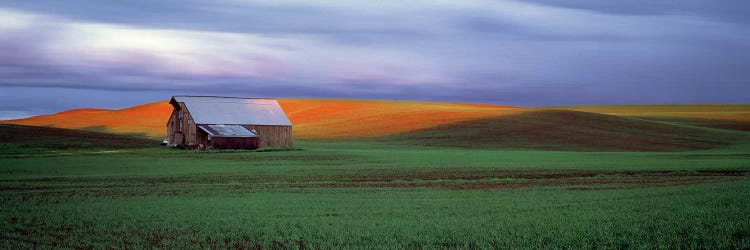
{"left": 198, "top": 124, "right": 258, "bottom": 137}
{"left": 171, "top": 96, "right": 292, "bottom": 126}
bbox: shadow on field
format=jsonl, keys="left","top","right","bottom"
{"left": 385, "top": 110, "right": 747, "bottom": 151}
{"left": 0, "top": 124, "right": 156, "bottom": 151}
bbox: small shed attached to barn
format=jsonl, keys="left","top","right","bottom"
{"left": 166, "top": 96, "right": 292, "bottom": 149}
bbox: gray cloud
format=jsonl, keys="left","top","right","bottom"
{"left": 523, "top": 0, "right": 750, "bottom": 24}
{"left": 0, "top": 0, "right": 748, "bottom": 119}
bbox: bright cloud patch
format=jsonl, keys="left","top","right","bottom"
{"left": 0, "top": 8, "right": 447, "bottom": 90}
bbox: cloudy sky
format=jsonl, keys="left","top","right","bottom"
{"left": 1, "top": 0, "right": 748, "bottom": 119}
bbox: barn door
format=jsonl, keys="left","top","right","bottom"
{"left": 175, "top": 132, "right": 184, "bottom": 145}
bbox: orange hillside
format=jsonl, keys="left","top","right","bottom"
{"left": 2, "top": 101, "right": 173, "bottom": 137}
{"left": 1, "top": 99, "right": 523, "bottom": 139}
{"left": 279, "top": 99, "right": 521, "bottom": 139}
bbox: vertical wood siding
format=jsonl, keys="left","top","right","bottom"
{"left": 166, "top": 109, "right": 176, "bottom": 144}
{"left": 212, "top": 137, "right": 259, "bottom": 150}
{"left": 178, "top": 102, "right": 198, "bottom": 146}
{"left": 196, "top": 129, "right": 209, "bottom": 147}
{"left": 243, "top": 125, "right": 292, "bottom": 148}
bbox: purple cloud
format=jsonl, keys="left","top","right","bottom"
{"left": 0, "top": 0, "right": 748, "bottom": 119}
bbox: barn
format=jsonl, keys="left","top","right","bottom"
{"left": 166, "top": 96, "right": 292, "bottom": 149}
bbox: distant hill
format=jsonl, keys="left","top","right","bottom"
{"left": 0, "top": 99, "right": 520, "bottom": 139}
{"left": 388, "top": 110, "right": 747, "bottom": 151}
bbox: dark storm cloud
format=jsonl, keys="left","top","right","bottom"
{"left": 0, "top": 0, "right": 748, "bottom": 119}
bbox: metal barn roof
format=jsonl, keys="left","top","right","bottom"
{"left": 198, "top": 124, "right": 258, "bottom": 137}
{"left": 171, "top": 96, "right": 292, "bottom": 126}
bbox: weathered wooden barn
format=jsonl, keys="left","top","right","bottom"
{"left": 166, "top": 96, "right": 292, "bottom": 149}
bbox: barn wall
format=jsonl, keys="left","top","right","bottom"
{"left": 196, "top": 129, "right": 209, "bottom": 147}
{"left": 187, "top": 123, "right": 197, "bottom": 146}
{"left": 178, "top": 102, "right": 199, "bottom": 146}
{"left": 243, "top": 125, "right": 292, "bottom": 148}
{"left": 166, "top": 102, "right": 199, "bottom": 146}
{"left": 166, "top": 109, "right": 175, "bottom": 144}
{"left": 167, "top": 108, "right": 185, "bottom": 145}
{"left": 212, "top": 137, "right": 259, "bottom": 150}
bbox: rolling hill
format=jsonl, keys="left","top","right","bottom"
{"left": 553, "top": 105, "right": 750, "bottom": 131}
{"left": 0, "top": 99, "right": 521, "bottom": 139}
{"left": 0, "top": 124, "right": 155, "bottom": 153}
{"left": 280, "top": 99, "right": 521, "bottom": 138}
{"left": 1, "top": 99, "right": 748, "bottom": 151}
{"left": 0, "top": 101, "right": 172, "bottom": 138}
{"left": 387, "top": 110, "right": 746, "bottom": 151}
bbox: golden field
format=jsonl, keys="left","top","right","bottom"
{"left": 1, "top": 99, "right": 522, "bottom": 138}
{"left": 3, "top": 99, "right": 748, "bottom": 139}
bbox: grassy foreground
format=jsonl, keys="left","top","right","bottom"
{"left": 2, "top": 135, "right": 750, "bottom": 248}
{"left": 3, "top": 179, "right": 749, "bottom": 249}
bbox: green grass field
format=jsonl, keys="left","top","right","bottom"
{"left": 2, "top": 123, "right": 750, "bottom": 248}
